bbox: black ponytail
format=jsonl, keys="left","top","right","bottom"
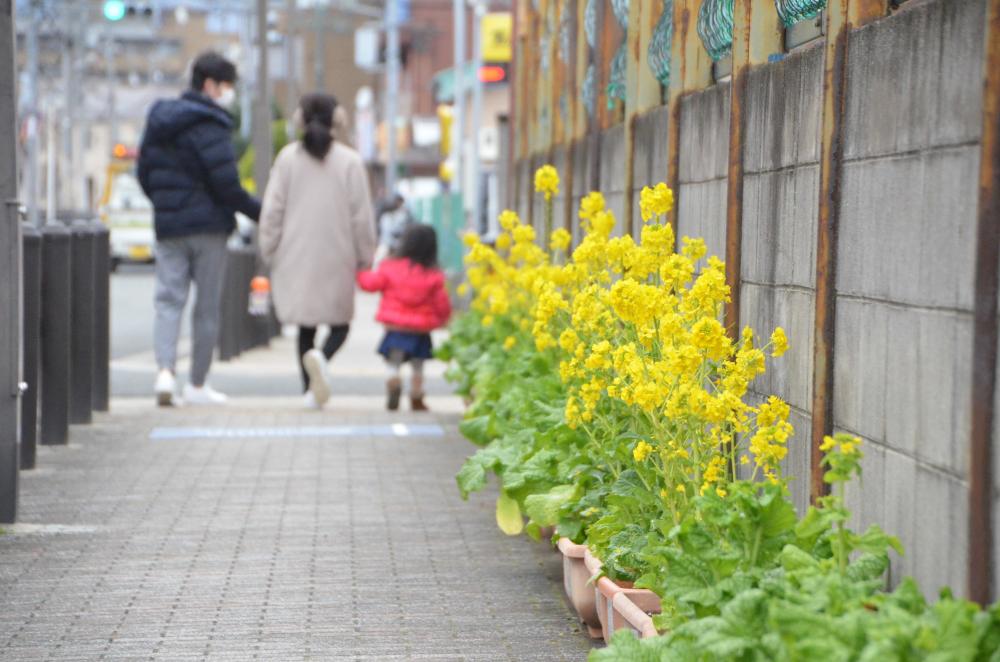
{"left": 299, "top": 93, "right": 338, "bottom": 161}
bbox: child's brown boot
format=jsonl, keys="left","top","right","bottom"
{"left": 410, "top": 394, "right": 429, "bottom": 411}
{"left": 386, "top": 377, "right": 402, "bottom": 411}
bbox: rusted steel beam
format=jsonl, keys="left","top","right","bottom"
{"left": 969, "top": 0, "right": 1000, "bottom": 607}
{"left": 723, "top": 0, "right": 751, "bottom": 340}
{"left": 847, "top": 0, "right": 887, "bottom": 26}
{"left": 665, "top": 0, "right": 690, "bottom": 235}
{"left": 574, "top": 0, "right": 589, "bottom": 142}
{"left": 551, "top": 0, "right": 565, "bottom": 147}
{"left": 810, "top": 0, "right": 849, "bottom": 503}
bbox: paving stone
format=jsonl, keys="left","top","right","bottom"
{"left": 0, "top": 401, "right": 596, "bottom": 660}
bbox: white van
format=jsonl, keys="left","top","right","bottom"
{"left": 100, "top": 162, "right": 155, "bottom": 270}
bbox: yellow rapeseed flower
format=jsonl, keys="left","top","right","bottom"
{"left": 639, "top": 182, "right": 675, "bottom": 222}
{"left": 550, "top": 228, "right": 571, "bottom": 252}
{"left": 503, "top": 336, "right": 516, "bottom": 351}
{"left": 462, "top": 231, "right": 479, "bottom": 248}
{"left": 534, "top": 164, "right": 560, "bottom": 201}
{"left": 633, "top": 440, "right": 654, "bottom": 462}
{"left": 499, "top": 209, "right": 520, "bottom": 231}
{"left": 770, "top": 327, "right": 789, "bottom": 357}
{"left": 579, "top": 192, "right": 606, "bottom": 220}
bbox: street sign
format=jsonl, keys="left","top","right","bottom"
{"left": 481, "top": 12, "right": 512, "bottom": 63}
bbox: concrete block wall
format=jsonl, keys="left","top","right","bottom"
{"left": 598, "top": 125, "right": 628, "bottom": 237}
{"left": 570, "top": 138, "right": 594, "bottom": 246}
{"left": 500, "top": 0, "right": 992, "bottom": 599}
{"left": 551, "top": 145, "right": 571, "bottom": 238}
{"left": 513, "top": 159, "right": 533, "bottom": 225}
{"left": 631, "top": 107, "right": 672, "bottom": 240}
{"left": 834, "top": 0, "right": 985, "bottom": 597}
{"left": 739, "top": 44, "right": 824, "bottom": 512}
{"left": 677, "top": 82, "right": 730, "bottom": 260}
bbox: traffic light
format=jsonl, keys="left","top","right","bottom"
{"left": 103, "top": 1, "right": 153, "bottom": 21}
{"left": 103, "top": 0, "right": 126, "bottom": 21}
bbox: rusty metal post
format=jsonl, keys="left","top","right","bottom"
{"left": 810, "top": 0, "right": 850, "bottom": 503}
{"left": 968, "top": 0, "right": 1000, "bottom": 606}
{"left": 665, "top": 0, "right": 690, "bottom": 235}
{"left": 724, "top": 0, "right": 751, "bottom": 339}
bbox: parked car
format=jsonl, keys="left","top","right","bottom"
{"left": 99, "top": 149, "right": 154, "bottom": 270}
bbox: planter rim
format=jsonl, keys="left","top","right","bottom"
{"left": 583, "top": 547, "right": 603, "bottom": 575}
{"left": 612, "top": 591, "right": 659, "bottom": 639}
{"left": 557, "top": 537, "right": 588, "bottom": 558}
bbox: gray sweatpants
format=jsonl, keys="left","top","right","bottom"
{"left": 153, "top": 233, "right": 228, "bottom": 386}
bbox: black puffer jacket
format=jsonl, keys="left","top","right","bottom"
{"left": 137, "top": 90, "right": 261, "bottom": 239}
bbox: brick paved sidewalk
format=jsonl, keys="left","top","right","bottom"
{"left": 0, "top": 398, "right": 595, "bottom": 661}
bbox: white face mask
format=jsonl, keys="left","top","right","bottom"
{"left": 215, "top": 86, "right": 236, "bottom": 109}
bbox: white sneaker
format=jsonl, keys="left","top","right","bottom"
{"left": 303, "top": 391, "right": 321, "bottom": 410}
{"left": 302, "top": 349, "right": 331, "bottom": 407}
{"left": 182, "top": 382, "right": 228, "bottom": 405}
{"left": 155, "top": 369, "right": 178, "bottom": 407}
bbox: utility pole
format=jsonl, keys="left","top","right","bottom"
{"left": 314, "top": 1, "right": 326, "bottom": 91}
{"left": 452, "top": 0, "right": 465, "bottom": 197}
{"left": 105, "top": 27, "right": 117, "bottom": 149}
{"left": 240, "top": 11, "right": 252, "bottom": 142}
{"left": 384, "top": 0, "right": 400, "bottom": 194}
{"left": 285, "top": 0, "right": 297, "bottom": 136}
{"left": 24, "top": 0, "right": 40, "bottom": 227}
{"left": 1, "top": 0, "right": 24, "bottom": 522}
{"left": 470, "top": 0, "right": 485, "bottom": 233}
{"left": 253, "top": 0, "right": 272, "bottom": 194}
{"left": 62, "top": 2, "right": 78, "bottom": 211}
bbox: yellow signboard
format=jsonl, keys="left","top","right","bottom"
{"left": 482, "top": 12, "right": 512, "bottom": 63}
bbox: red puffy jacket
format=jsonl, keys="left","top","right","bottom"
{"left": 356, "top": 258, "right": 452, "bottom": 332}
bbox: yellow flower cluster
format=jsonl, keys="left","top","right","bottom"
{"left": 460, "top": 166, "right": 795, "bottom": 510}
{"left": 533, "top": 164, "right": 560, "bottom": 201}
{"left": 639, "top": 182, "right": 675, "bottom": 222}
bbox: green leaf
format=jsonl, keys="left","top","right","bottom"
{"left": 524, "top": 484, "right": 581, "bottom": 527}
{"left": 455, "top": 457, "right": 487, "bottom": 499}
{"left": 495, "top": 491, "right": 524, "bottom": 535}
{"left": 458, "top": 415, "right": 493, "bottom": 446}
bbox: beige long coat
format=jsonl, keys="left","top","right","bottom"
{"left": 259, "top": 141, "right": 377, "bottom": 326}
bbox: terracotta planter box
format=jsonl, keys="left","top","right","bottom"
{"left": 557, "top": 538, "right": 602, "bottom": 638}
{"left": 584, "top": 548, "right": 661, "bottom": 642}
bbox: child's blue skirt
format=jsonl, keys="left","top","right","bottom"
{"left": 378, "top": 331, "right": 434, "bottom": 361}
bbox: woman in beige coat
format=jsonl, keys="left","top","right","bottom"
{"left": 259, "top": 93, "right": 377, "bottom": 408}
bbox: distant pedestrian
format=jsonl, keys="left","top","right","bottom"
{"left": 137, "top": 51, "right": 261, "bottom": 407}
{"left": 356, "top": 224, "right": 452, "bottom": 411}
{"left": 374, "top": 193, "right": 415, "bottom": 265}
{"left": 259, "top": 93, "right": 377, "bottom": 409}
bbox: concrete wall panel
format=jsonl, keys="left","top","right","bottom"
{"left": 599, "top": 125, "right": 628, "bottom": 236}
{"left": 742, "top": 166, "right": 820, "bottom": 289}
{"left": 838, "top": 147, "right": 980, "bottom": 310}
{"left": 844, "top": 0, "right": 984, "bottom": 161}
{"left": 744, "top": 43, "right": 823, "bottom": 173}
{"left": 677, "top": 178, "right": 727, "bottom": 260}
{"left": 679, "top": 83, "right": 731, "bottom": 183}
{"left": 741, "top": 284, "right": 815, "bottom": 413}
{"left": 834, "top": 297, "right": 972, "bottom": 481}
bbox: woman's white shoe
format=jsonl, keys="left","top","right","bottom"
{"left": 182, "top": 383, "right": 228, "bottom": 405}
{"left": 302, "top": 349, "right": 331, "bottom": 407}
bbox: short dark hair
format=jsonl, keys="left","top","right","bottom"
{"left": 397, "top": 223, "right": 439, "bottom": 269}
{"left": 190, "top": 52, "right": 237, "bottom": 91}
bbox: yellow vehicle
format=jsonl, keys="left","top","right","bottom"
{"left": 99, "top": 144, "right": 154, "bottom": 270}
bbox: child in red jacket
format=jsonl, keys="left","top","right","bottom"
{"left": 357, "top": 224, "right": 452, "bottom": 411}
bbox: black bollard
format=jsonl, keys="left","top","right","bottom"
{"left": 20, "top": 224, "right": 41, "bottom": 469}
{"left": 91, "top": 222, "right": 110, "bottom": 412}
{"left": 68, "top": 220, "right": 96, "bottom": 425}
{"left": 40, "top": 223, "right": 72, "bottom": 445}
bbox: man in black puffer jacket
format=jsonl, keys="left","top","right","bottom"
{"left": 137, "top": 52, "right": 261, "bottom": 407}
